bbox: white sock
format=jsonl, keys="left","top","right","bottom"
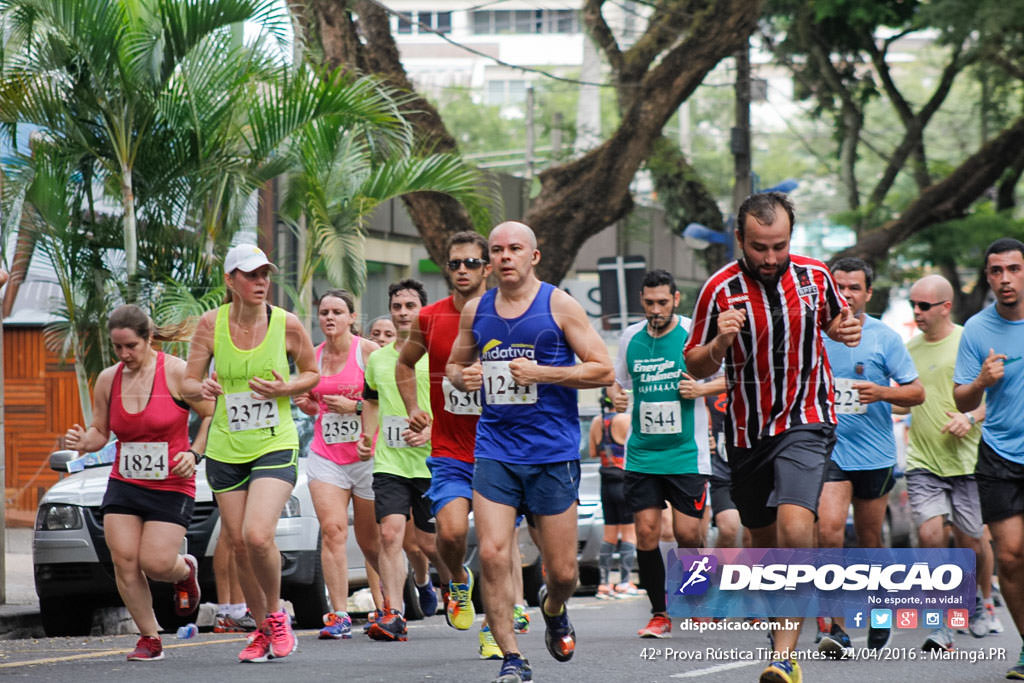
{"left": 229, "top": 603, "right": 247, "bottom": 619}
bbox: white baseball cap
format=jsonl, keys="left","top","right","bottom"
{"left": 224, "top": 244, "right": 279, "bottom": 274}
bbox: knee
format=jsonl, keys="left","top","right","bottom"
{"left": 139, "top": 554, "right": 177, "bottom": 580}
{"left": 320, "top": 521, "right": 349, "bottom": 548}
{"left": 244, "top": 526, "right": 276, "bottom": 554}
{"left": 997, "top": 546, "right": 1024, "bottom": 573}
{"left": 378, "top": 523, "right": 404, "bottom": 549}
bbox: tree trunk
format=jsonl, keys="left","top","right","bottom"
{"left": 291, "top": 0, "right": 761, "bottom": 283}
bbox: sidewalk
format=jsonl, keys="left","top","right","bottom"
{"left": 0, "top": 526, "right": 43, "bottom": 639}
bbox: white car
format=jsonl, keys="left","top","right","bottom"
{"left": 33, "top": 443, "right": 343, "bottom": 636}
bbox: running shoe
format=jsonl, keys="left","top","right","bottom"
{"left": 968, "top": 596, "right": 991, "bottom": 638}
{"left": 921, "top": 626, "right": 954, "bottom": 652}
{"left": 238, "top": 628, "right": 272, "bottom": 663}
{"left": 492, "top": 652, "right": 532, "bottom": 683}
{"left": 759, "top": 658, "right": 801, "bottom": 683}
{"left": 538, "top": 584, "right": 575, "bottom": 662}
{"left": 513, "top": 604, "right": 530, "bottom": 634}
{"left": 266, "top": 610, "right": 297, "bottom": 658}
{"left": 613, "top": 582, "right": 641, "bottom": 598}
{"left": 319, "top": 611, "right": 353, "bottom": 639}
{"left": 1007, "top": 646, "right": 1024, "bottom": 680}
{"left": 126, "top": 635, "right": 164, "bottom": 661}
{"left": 989, "top": 604, "right": 1004, "bottom": 634}
{"left": 418, "top": 581, "right": 438, "bottom": 617}
{"left": 596, "top": 583, "right": 615, "bottom": 600}
{"left": 172, "top": 554, "right": 201, "bottom": 616}
{"left": 215, "top": 611, "right": 258, "bottom": 633}
{"left": 362, "top": 609, "right": 380, "bottom": 633}
{"left": 813, "top": 617, "right": 829, "bottom": 644}
{"left": 367, "top": 608, "right": 408, "bottom": 641}
{"left": 817, "top": 622, "right": 853, "bottom": 659}
{"left": 479, "top": 625, "right": 503, "bottom": 660}
{"left": 867, "top": 626, "right": 891, "bottom": 650}
{"left": 638, "top": 614, "right": 672, "bottom": 638}
{"left": 447, "top": 565, "right": 476, "bottom": 630}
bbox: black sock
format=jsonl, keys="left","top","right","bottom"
{"left": 637, "top": 548, "right": 666, "bottom": 613}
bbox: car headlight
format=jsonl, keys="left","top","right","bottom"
{"left": 280, "top": 496, "right": 301, "bottom": 519}
{"left": 36, "top": 504, "right": 83, "bottom": 530}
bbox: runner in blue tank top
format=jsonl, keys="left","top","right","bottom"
{"left": 447, "top": 221, "right": 614, "bottom": 682}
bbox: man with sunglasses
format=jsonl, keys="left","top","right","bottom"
{"left": 816, "top": 257, "right": 924, "bottom": 659}
{"left": 447, "top": 221, "right": 614, "bottom": 683}
{"left": 904, "top": 274, "right": 995, "bottom": 654}
{"left": 954, "top": 238, "right": 1024, "bottom": 680}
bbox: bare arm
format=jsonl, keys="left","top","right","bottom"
{"left": 508, "top": 290, "right": 614, "bottom": 389}
{"left": 588, "top": 416, "right": 603, "bottom": 459}
{"left": 357, "top": 398, "right": 379, "bottom": 462}
{"left": 397, "top": 316, "right": 430, "bottom": 431}
{"left": 851, "top": 378, "right": 925, "bottom": 408}
{"left": 954, "top": 348, "right": 1006, "bottom": 412}
{"left": 446, "top": 298, "right": 482, "bottom": 392}
{"left": 183, "top": 311, "right": 218, "bottom": 401}
{"left": 685, "top": 308, "right": 746, "bottom": 380}
{"left": 63, "top": 367, "right": 115, "bottom": 452}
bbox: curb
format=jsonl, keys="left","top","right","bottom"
{"left": 0, "top": 607, "right": 44, "bottom": 640}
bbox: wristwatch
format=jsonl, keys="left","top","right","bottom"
{"left": 355, "top": 400, "right": 364, "bottom": 416}
{"left": 189, "top": 449, "right": 205, "bottom": 464}
{"left": 965, "top": 413, "right": 976, "bottom": 426}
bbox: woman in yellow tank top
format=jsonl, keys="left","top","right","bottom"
{"left": 184, "top": 244, "right": 318, "bottom": 663}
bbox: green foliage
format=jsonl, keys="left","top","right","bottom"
{"left": 896, "top": 203, "right": 1024, "bottom": 271}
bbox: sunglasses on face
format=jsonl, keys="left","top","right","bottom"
{"left": 447, "top": 258, "right": 488, "bottom": 271}
{"left": 909, "top": 300, "right": 947, "bottom": 311}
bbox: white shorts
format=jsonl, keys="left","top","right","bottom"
{"left": 306, "top": 452, "right": 375, "bottom": 500}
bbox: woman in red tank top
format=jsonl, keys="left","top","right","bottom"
{"left": 63, "top": 305, "right": 213, "bottom": 662}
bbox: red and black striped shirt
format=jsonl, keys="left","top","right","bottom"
{"left": 684, "top": 255, "right": 845, "bottom": 449}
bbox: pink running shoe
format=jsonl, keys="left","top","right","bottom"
{"left": 238, "top": 627, "right": 271, "bottom": 663}
{"left": 266, "top": 611, "right": 297, "bottom": 658}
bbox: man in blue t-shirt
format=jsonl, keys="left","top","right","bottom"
{"left": 817, "top": 258, "right": 923, "bottom": 659}
{"left": 953, "top": 238, "right": 1024, "bottom": 680}
{"left": 446, "top": 221, "right": 614, "bottom": 682}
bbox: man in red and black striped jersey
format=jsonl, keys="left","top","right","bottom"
{"left": 684, "top": 192, "right": 861, "bottom": 683}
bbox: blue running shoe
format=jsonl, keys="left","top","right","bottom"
{"left": 492, "top": 653, "right": 532, "bottom": 683}
{"left": 538, "top": 585, "right": 575, "bottom": 662}
{"left": 319, "top": 611, "right": 352, "bottom": 639}
{"left": 759, "top": 658, "right": 801, "bottom": 683}
{"left": 418, "top": 581, "right": 438, "bottom": 617}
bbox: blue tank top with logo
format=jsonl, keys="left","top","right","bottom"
{"left": 472, "top": 282, "right": 579, "bottom": 464}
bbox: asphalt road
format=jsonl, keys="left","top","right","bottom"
{"left": 0, "top": 592, "right": 1018, "bottom": 682}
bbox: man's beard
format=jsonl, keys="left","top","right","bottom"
{"left": 744, "top": 256, "right": 789, "bottom": 285}
{"left": 646, "top": 314, "right": 671, "bottom": 331}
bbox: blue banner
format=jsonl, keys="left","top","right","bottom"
{"left": 666, "top": 548, "right": 975, "bottom": 619}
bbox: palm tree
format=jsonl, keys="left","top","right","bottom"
{"left": 0, "top": 0, "right": 290, "bottom": 291}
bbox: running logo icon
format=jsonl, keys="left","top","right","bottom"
{"left": 676, "top": 555, "right": 717, "bottom": 596}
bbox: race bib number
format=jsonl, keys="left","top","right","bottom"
{"left": 119, "top": 442, "right": 169, "bottom": 480}
{"left": 639, "top": 401, "right": 682, "bottom": 434}
{"left": 382, "top": 415, "right": 410, "bottom": 448}
{"left": 833, "top": 377, "right": 866, "bottom": 414}
{"left": 224, "top": 392, "right": 280, "bottom": 432}
{"left": 482, "top": 361, "right": 537, "bottom": 405}
{"left": 321, "top": 413, "right": 360, "bottom": 444}
{"left": 443, "top": 377, "right": 482, "bottom": 415}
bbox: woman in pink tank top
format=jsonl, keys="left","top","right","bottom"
{"left": 295, "top": 289, "right": 383, "bottom": 637}
{"left": 63, "top": 305, "right": 213, "bottom": 661}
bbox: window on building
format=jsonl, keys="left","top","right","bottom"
{"left": 471, "top": 9, "right": 579, "bottom": 34}
{"left": 397, "top": 11, "right": 413, "bottom": 33}
{"left": 435, "top": 11, "right": 451, "bottom": 33}
{"left": 486, "top": 79, "right": 528, "bottom": 106}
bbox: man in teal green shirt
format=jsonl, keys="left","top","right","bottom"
{"left": 610, "top": 270, "right": 723, "bottom": 639}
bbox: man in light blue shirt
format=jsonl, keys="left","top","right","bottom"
{"left": 817, "top": 257, "right": 923, "bottom": 658}
{"left": 954, "top": 238, "right": 1024, "bottom": 680}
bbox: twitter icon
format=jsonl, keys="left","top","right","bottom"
{"left": 870, "top": 609, "right": 892, "bottom": 629}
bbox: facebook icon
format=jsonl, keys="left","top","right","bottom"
{"left": 846, "top": 610, "right": 865, "bottom": 629}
